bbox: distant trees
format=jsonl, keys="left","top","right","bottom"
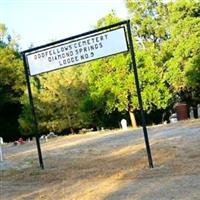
{"left": 83, "top": 12, "right": 137, "bottom": 127}
{"left": 0, "top": 24, "right": 24, "bottom": 106}
{"left": 126, "top": 0, "right": 200, "bottom": 116}
{"left": 19, "top": 66, "right": 89, "bottom": 135}
{"left": 0, "top": 23, "right": 25, "bottom": 140}
{"left": 166, "top": 0, "right": 200, "bottom": 113}
{"left": 83, "top": 10, "right": 172, "bottom": 127}
{"left": 0, "top": 0, "right": 199, "bottom": 140}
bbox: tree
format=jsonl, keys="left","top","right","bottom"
{"left": 165, "top": 0, "right": 200, "bottom": 117}
{"left": 84, "top": 55, "right": 137, "bottom": 127}
{"left": 0, "top": 47, "right": 24, "bottom": 107}
{"left": 83, "top": 7, "right": 173, "bottom": 127}
{"left": 136, "top": 49, "right": 172, "bottom": 110}
{"left": 125, "top": 0, "right": 173, "bottom": 123}
{"left": 126, "top": 0, "right": 200, "bottom": 120}
{"left": 126, "top": 0, "right": 169, "bottom": 46}
{"left": 79, "top": 11, "right": 140, "bottom": 127}
{"left": 165, "top": 0, "right": 200, "bottom": 91}
{"left": 0, "top": 23, "right": 25, "bottom": 140}
{"left": 19, "top": 65, "right": 89, "bottom": 135}
{"left": 0, "top": 23, "right": 24, "bottom": 108}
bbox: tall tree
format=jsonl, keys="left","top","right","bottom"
{"left": 82, "top": 11, "right": 139, "bottom": 127}
{"left": 19, "top": 66, "right": 88, "bottom": 134}
{"left": 126, "top": 0, "right": 169, "bottom": 47}
{"left": 126, "top": 0, "right": 173, "bottom": 122}
{"left": 165, "top": 0, "right": 200, "bottom": 116}
{"left": 0, "top": 23, "right": 25, "bottom": 140}
{"left": 165, "top": 0, "right": 200, "bottom": 91}
{"left": 126, "top": 0, "right": 200, "bottom": 118}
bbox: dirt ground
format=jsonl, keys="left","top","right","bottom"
{"left": 1, "top": 119, "right": 200, "bottom": 200}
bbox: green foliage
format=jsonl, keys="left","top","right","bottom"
{"left": 0, "top": 23, "right": 25, "bottom": 139}
{"left": 126, "top": 0, "right": 200, "bottom": 108}
{"left": 185, "top": 55, "right": 200, "bottom": 88}
{"left": 95, "top": 10, "right": 121, "bottom": 28}
{"left": 126, "top": 0, "right": 173, "bottom": 111}
{"left": 0, "top": 23, "right": 7, "bottom": 47}
{"left": 87, "top": 55, "right": 133, "bottom": 113}
{"left": 126, "top": 0, "right": 169, "bottom": 45}
{"left": 165, "top": 0, "right": 200, "bottom": 92}
{"left": 0, "top": 23, "right": 20, "bottom": 49}
{"left": 136, "top": 49, "right": 172, "bottom": 110}
{"left": 18, "top": 93, "right": 35, "bottom": 136}
{"left": 2, "top": 0, "right": 200, "bottom": 138}
{"left": 23, "top": 67, "right": 89, "bottom": 133}
{"left": 0, "top": 47, "right": 24, "bottom": 106}
{"left": 81, "top": 12, "right": 137, "bottom": 127}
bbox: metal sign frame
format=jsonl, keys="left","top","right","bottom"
{"left": 25, "top": 27, "right": 128, "bottom": 76}
{"left": 21, "top": 20, "right": 153, "bottom": 169}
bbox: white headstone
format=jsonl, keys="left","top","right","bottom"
{"left": 190, "top": 107, "right": 194, "bottom": 119}
{"left": 121, "top": 119, "right": 128, "bottom": 130}
{"left": 0, "top": 137, "right": 3, "bottom": 161}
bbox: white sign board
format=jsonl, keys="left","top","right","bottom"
{"left": 26, "top": 27, "right": 128, "bottom": 76}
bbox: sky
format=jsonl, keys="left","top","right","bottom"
{"left": 0, "top": 0, "right": 128, "bottom": 50}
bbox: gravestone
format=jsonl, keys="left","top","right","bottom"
{"left": 121, "top": 119, "right": 128, "bottom": 130}
{"left": 0, "top": 137, "right": 3, "bottom": 161}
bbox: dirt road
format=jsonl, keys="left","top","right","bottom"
{"left": 1, "top": 119, "right": 200, "bottom": 200}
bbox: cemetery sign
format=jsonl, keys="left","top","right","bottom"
{"left": 22, "top": 20, "right": 153, "bottom": 169}
{"left": 26, "top": 27, "right": 128, "bottom": 76}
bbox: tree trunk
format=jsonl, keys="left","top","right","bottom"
{"left": 192, "top": 105, "right": 198, "bottom": 119}
{"left": 129, "top": 111, "right": 137, "bottom": 128}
